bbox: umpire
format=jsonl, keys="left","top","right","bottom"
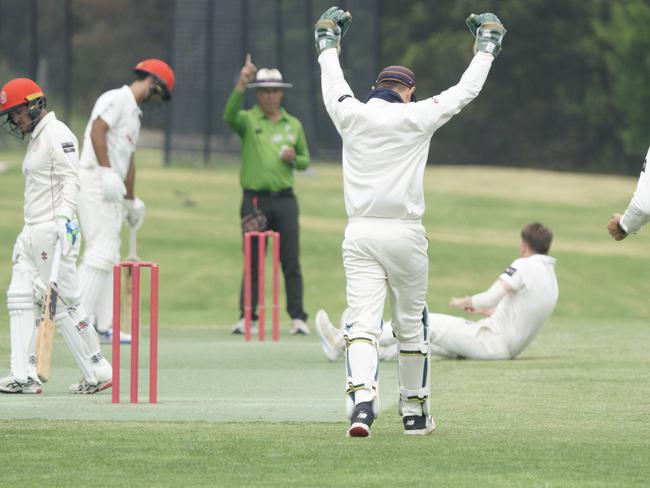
{"left": 224, "top": 54, "right": 311, "bottom": 335}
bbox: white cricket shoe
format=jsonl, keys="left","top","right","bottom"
{"left": 0, "top": 375, "right": 42, "bottom": 394}
{"left": 315, "top": 309, "right": 344, "bottom": 361}
{"left": 69, "top": 378, "right": 112, "bottom": 394}
{"left": 97, "top": 329, "right": 132, "bottom": 345}
{"left": 231, "top": 319, "right": 258, "bottom": 335}
{"left": 290, "top": 319, "right": 310, "bottom": 335}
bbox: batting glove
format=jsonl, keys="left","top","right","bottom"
{"left": 124, "top": 197, "right": 146, "bottom": 230}
{"left": 99, "top": 166, "right": 126, "bottom": 202}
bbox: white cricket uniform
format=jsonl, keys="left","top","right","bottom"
{"left": 77, "top": 86, "right": 142, "bottom": 332}
{"left": 6, "top": 112, "right": 107, "bottom": 384}
{"left": 319, "top": 48, "right": 494, "bottom": 416}
{"left": 426, "top": 254, "right": 559, "bottom": 360}
{"left": 620, "top": 146, "right": 650, "bottom": 234}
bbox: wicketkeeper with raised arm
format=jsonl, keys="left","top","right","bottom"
{"left": 315, "top": 7, "right": 506, "bottom": 436}
{"left": 0, "top": 78, "right": 112, "bottom": 394}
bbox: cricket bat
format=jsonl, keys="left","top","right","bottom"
{"left": 35, "top": 240, "right": 62, "bottom": 383}
{"left": 121, "top": 226, "right": 139, "bottom": 333}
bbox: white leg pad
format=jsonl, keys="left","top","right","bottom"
{"left": 90, "top": 351, "right": 112, "bottom": 383}
{"left": 79, "top": 263, "right": 113, "bottom": 332}
{"left": 344, "top": 332, "right": 379, "bottom": 419}
{"left": 7, "top": 290, "right": 36, "bottom": 384}
{"left": 56, "top": 308, "right": 97, "bottom": 384}
{"left": 397, "top": 311, "right": 430, "bottom": 417}
{"left": 67, "top": 305, "right": 103, "bottom": 357}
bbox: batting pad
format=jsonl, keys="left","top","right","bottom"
{"left": 56, "top": 308, "right": 97, "bottom": 384}
{"left": 344, "top": 333, "right": 379, "bottom": 418}
{"left": 79, "top": 263, "right": 113, "bottom": 332}
{"left": 7, "top": 289, "right": 36, "bottom": 384}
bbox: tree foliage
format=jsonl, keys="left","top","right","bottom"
{"left": 382, "top": 0, "right": 648, "bottom": 172}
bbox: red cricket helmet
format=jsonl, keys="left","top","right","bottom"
{"left": 0, "top": 78, "right": 47, "bottom": 138}
{"left": 0, "top": 78, "right": 46, "bottom": 115}
{"left": 134, "top": 59, "right": 175, "bottom": 100}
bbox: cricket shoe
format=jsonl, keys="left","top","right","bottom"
{"left": 403, "top": 414, "right": 436, "bottom": 436}
{"left": 0, "top": 375, "right": 42, "bottom": 394}
{"left": 69, "top": 378, "right": 112, "bottom": 394}
{"left": 290, "top": 318, "right": 310, "bottom": 335}
{"left": 346, "top": 401, "right": 374, "bottom": 438}
{"left": 231, "top": 319, "right": 258, "bottom": 335}
{"left": 97, "top": 329, "right": 132, "bottom": 345}
{"left": 315, "top": 309, "right": 343, "bottom": 361}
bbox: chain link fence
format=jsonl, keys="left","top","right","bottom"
{"left": 0, "top": 0, "right": 380, "bottom": 163}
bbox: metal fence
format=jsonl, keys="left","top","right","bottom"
{"left": 0, "top": 0, "right": 380, "bottom": 163}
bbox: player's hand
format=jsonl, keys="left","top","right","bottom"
{"left": 99, "top": 166, "right": 126, "bottom": 202}
{"left": 466, "top": 12, "right": 506, "bottom": 57}
{"left": 607, "top": 213, "right": 628, "bottom": 241}
{"left": 279, "top": 145, "right": 296, "bottom": 164}
{"left": 237, "top": 54, "right": 257, "bottom": 91}
{"left": 124, "top": 197, "right": 146, "bottom": 230}
{"left": 449, "top": 296, "right": 474, "bottom": 312}
{"left": 314, "top": 6, "right": 352, "bottom": 55}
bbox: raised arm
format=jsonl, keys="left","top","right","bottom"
{"left": 315, "top": 6, "right": 358, "bottom": 132}
{"left": 223, "top": 54, "right": 256, "bottom": 136}
{"left": 414, "top": 13, "right": 506, "bottom": 134}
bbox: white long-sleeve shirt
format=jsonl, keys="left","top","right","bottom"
{"left": 80, "top": 85, "right": 142, "bottom": 180}
{"left": 620, "top": 146, "right": 650, "bottom": 234}
{"left": 318, "top": 49, "right": 493, "bottom": 220}
{"left": 22, "top": 112, "right": 80, "bottom": 224}
{"left": 490, "top": 254, "right": 559, "bottom": 358}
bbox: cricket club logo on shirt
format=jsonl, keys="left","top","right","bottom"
{"left": 41, "top": 251, "right": 48, "bottom": 262}
{"left": 504, "top": 266, "right": 517, "bottom": 276}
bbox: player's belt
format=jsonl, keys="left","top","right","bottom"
{"left": 244, "top": 188, "right": 293, "bottom": 198}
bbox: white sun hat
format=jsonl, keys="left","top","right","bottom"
{"left": 248, "top": 68, "right": 293, "bottom": 88}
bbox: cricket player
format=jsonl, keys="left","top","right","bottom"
{"left": 607, "top": 145, "right": 650, "bottom": 240}
{"left": 0, "top": 78, "right": 112, "bottom": 394}
{"left": 316, "top": 223, "right": 559, "bottom": 362}
{"left": 77, "top": 59, "right": 174, "bottom": 347}
{"left": 315, "top": 7, "right": 506, "bottom": 436}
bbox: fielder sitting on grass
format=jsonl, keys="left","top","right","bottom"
{"left": 316, "top": 6, "right": 505, "bottom": 437}
{"left": 0, "top": 78, "right": 112, "bottom": 394}
{"left": 316, "top": 223, "right": 558, "bottom": 362}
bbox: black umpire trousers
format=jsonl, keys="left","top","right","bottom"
{"left": 239, "top": 189, "right": 308, "bottom": 322}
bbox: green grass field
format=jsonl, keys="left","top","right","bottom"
{"left": 0, "top": 149, "right": 648, "bottom": 487}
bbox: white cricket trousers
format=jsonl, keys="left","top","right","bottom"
{"left": 342, "top": 218, "right": 430, "bottom": 417}
{"left": 428, "top": 313, "right": 511, "bottom": 360}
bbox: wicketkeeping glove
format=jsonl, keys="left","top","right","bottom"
{"left": 124, "top": 197, "right": 146, "bottom": 230}
{"left": 314, "top": 6, "right": 352, "bottom": 55}
{"left": 466, "top": 13, "right": 506, "bottom": 57}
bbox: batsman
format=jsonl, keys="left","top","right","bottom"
{"left": 315, "top": 7, "right": 505, "bottom": 436}
{"left": 76, "top": 59, "right": 174, "bottom": 347}
{"left": 0, "top": 78, "right": 112, "bottom": 394}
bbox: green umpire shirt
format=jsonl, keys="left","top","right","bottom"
{"left": 223, "top": 89, "right": 310, "bottom": 191}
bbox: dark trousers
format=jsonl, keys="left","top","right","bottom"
{"left": 239, "top": 189, "right": 307, "bottom": 322}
